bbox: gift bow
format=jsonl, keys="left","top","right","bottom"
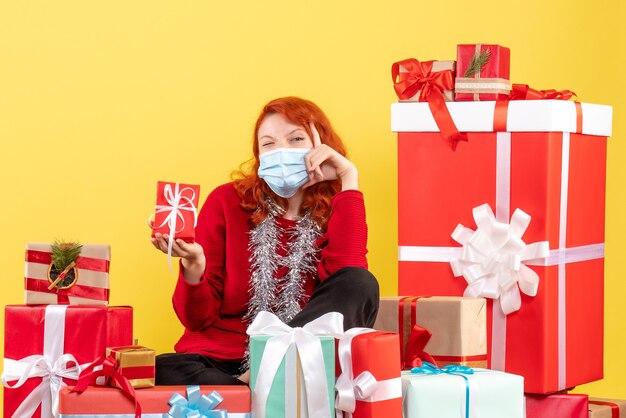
{"left": 70, "top": 356, "right": 141, "bottom": 418}
{"left": 450, "top": 204, "right": 550, "bottom": 315}
{"left": 402, "top": 325, "right": 438, "bottom": 369}
{"left": 391, "top": 59, "right": 454, "bottom": 102}
{"left": 411, "top": 362, "right": 475, "bottom": 418}
{"left": 392, "top": 58, "right": 467, "bottom": 150}
{"left": 508, "top": 83, "right": 577, "bottom": 101}
{"left": 246, "top": 311, "right": 344, "bottom": 418}
{"left": 2, "top": 354, "right": 83, "bottom": 418}
{"left": 335, "top": 328, "right": 402, "bottom": 418}
{"left": 152, "top": 183, "right": 198, "bottom": 271}
{"left": 168, "top": 386, "right": 227, "bottom": 418}
{"left": 411, "top": 361, "right": 474, "bottom": 376}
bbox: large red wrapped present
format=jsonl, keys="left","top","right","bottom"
{"left": 525, "top": 393, "right": 588, "bottom": 418}
{"left": 24, "top": 242, "right": 110, "bottom": 305}
{"left": 335, "top": 329, "right": 402, "bottom": 418}
{"left": 58, "top": 385, "right": 251, "bottom": 417}
{"left": 2, "top": 305, "right": 133, "bottom": 418}
{"left": 391, "top": 99, "right": 612, "bottom": 393}
{"left": 455, "top": 43, "right": 510, "bottom": 101}
{"left": 589, "top": 398, "right": 626, "bottom": 418}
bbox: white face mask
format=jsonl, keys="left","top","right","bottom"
{"left": 257, "top": 148, "right": 311, "bottom": 198}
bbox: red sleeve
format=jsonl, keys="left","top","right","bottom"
{"left": 317, "top": 189, "right": 368, "bottom": 280}
{"left": 172, "top": 185, "right": 227, "bottom": 332}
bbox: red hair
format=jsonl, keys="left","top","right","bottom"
{"left": 232, "top": 97, "right": 347, "bottom": 230}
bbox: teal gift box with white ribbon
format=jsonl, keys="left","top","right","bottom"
{"left": 247, "top": 311, "right": 343, "bottom": 418}
{"left": 401, "top": 363, "right": 524, "bottom": 418}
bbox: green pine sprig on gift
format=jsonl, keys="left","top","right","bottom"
{"left": 464, "top": 48, "right": 491, "bottom": 77}
{"left": 51, "top": 240, "right": 82, "bottom": 271}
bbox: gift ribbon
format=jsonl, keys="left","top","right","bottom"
{"left": 114, "top": 365, "right": 155, "bottom": 381}
{"left": 494, "top": 85, "right": 583, "bottom": 134}
{"left": 168, "top": 386, "right": 228, "bottom": 418}
{"left": 151, "top": 183, "right": 198, "bottom": 271}
{"left": 410, "top": 362, "right": 475, "bottom": 418}
{"left": 392, "top": 58, "right": 467, "bottom": 150}
{"left": 70, "top": 357, "right": 141, "bottom": 418}
{"left": 1, "top": 305, "right": 89, "bottom": 418}
{"left": 431, "top": 354, "right": 488, "bottom": 364}
{"left": 24, "top": 278, "right": 110, "bottom": 304}
{"left": 397, "top": 126, "right": 604, "bottom": 389}
{"left": 402, "top": 325, "right": 437, "bottom": 369}
{"left": 26, "top": 250, "right": 110, "bottom": 273}
{"left": 246, "top": 311, "right": 344, "bottom": 418}
{"left": 508, "top": 84, "right": 577, "bottom": 101}
{"left": 335, "top": 328, "right": 402, "bottom": 418}
{"left": 589, "top": 400, "right": 621, "bottom": 418}
{"left": 397, "top": 296, "right": 427, "bottom": 360}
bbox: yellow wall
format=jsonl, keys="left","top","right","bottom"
{"left": 0, "top": 0, "right": 624, "bottom": 405}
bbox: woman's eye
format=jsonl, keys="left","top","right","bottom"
{"left": 290, "top": 137, "right": 305, "bottom": 142}
{"left": 262, "top": 142, "right": 274, "bottom": 147}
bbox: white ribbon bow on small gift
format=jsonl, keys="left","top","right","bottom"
{"left": 246, "top": 311, "right": 344, "bottom": 418}
{"left": 450, "top": 204, "right": 550, "bottom": 315}
{"left": 335, "top": 328, "right": 402, "bottom": 418}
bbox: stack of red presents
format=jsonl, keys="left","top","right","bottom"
{"left": 1, "top": 44, "right": 620, "bottom": 418}
{"left": 387, "top": 43, "right": 619, "bottom": 417}
{"left": 2, "top": 240, "right": 251, "bottom": 418}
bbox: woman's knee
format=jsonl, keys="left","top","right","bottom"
{"left": 331, "top": 267, "right": 379, "bottom": 301}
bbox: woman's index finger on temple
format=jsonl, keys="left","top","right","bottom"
{"left": 309, "top": 122, "right": 322, "bottom": 147}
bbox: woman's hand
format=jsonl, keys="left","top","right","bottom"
{"left": 302, "top": 122, "right": 358, "bottom": 191}
{"left": 150, "top": 232, "right": 206, "bottom": 284}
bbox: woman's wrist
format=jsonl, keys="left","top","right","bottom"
{"left": 180, "top": 254, "right": 206, "bottom": 284}
{"left": 339, "top": 166, "right": 358, "bottom": 191}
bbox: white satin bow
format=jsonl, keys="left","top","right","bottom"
{"left": 2, "top": 354, "right": 83, "bottom": 418}
{"left": 450, "top": 204, "right": 549, "bottom": 315}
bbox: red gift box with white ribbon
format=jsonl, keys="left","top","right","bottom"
{"left": 391, "top": 99, "right": 612, "bottom": 393}
{"left": 335, "top": 329, "right": 402, "bottom": 418}
{"left": 150, "top": 181, "right": 200, "bottom": 270}
{"left": 151, "top": 181, "right": 199, "bottom": 242}
{"left": 2, "top": 305, "right": 133, "bottom": 418}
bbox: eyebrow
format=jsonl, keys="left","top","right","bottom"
{"left": 259, "top": 128, "right": 305, "bottom": 141}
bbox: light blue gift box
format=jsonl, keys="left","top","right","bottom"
{"left": 401, "top": 365, "right": 524, "bottom": 418}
